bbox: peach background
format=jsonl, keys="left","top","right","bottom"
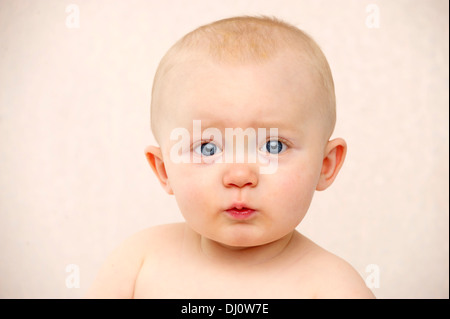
{"left": 0, "top": 0, "right": 448, "bottom": 298}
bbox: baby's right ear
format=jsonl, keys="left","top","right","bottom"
{"left": 145, "top": 145, "right": 173, "bottom": 195}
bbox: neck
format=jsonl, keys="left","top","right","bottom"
{"left": 197, "top": 230, "right": 296, "bottom": 268}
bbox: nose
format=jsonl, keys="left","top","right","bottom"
{"left": 222, "top": 163, "right": 258, "bottom": 188}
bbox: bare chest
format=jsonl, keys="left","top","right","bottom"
{"left": 133, "top": 255, "right": 314, "bottom": 298}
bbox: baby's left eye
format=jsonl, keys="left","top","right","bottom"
{"left": 260, "top": 140, "right": 288, "bottom": 154}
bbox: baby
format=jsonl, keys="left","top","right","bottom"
{"left": 87, "top": 16, "right": 375, "bottom": 298}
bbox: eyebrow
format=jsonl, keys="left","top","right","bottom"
{"left": 190, "top": 117, "right": 293, "bottom": 129}
{"left": 180, "top": 118, "right": 303, "bottom": 141}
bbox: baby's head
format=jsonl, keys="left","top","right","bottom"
{"left": 151, "top": 16, "right": 336, "bottom": 146}
{"left": 146, "top": 16, "right": 346, "bottom": 248}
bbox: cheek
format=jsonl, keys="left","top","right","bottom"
{"left": 284, "top": 178, "right": 314, "bottom": 209}
{"left": 168, "top": 163, "right": 211, "bottom": 189}
{"left": 268, "top": 164, "right": 320, "bottom": 215}
{"left": 165, "top": 164, "right": 218, "bottom": 215}
{"left": 166, "top": 165, "right": 197, "bottom": 200}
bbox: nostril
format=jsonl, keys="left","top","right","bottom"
{"left": 227, "top": 181, "right": 255, "bottom": 188}
{"left": 225, "top": 179, "right": 258, "bottom": 188}
{"left": 243, "top": 181, "right": 256, "bottom": 188}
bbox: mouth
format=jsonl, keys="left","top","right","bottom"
{"left": 225, "top": 203, "right": 257, "bottom": 220}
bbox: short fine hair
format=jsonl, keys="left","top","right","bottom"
{"left": 151, "top": 16, "right": 336, "bottom": 142}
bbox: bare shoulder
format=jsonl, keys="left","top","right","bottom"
{"left": 85, "top": 223, "right": 185, "bottom": 298}
{"left": 295, "top": 234, "right": 375, "bottom": 299}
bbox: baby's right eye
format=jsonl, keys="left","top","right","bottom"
{"left": 193, "top": 142, "right": 222, "bottom": 157}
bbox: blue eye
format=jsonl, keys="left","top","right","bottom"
{"left": 194, "top": 142, "right": 222, "bottom": 156}
{"left": 261, "top": 140, "right": 287, "bottom": 154}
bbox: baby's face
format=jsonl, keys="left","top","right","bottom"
{"left": 156, "top": 52, "right": 330, "bottom": 248}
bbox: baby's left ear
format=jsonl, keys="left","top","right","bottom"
{"left": 316, "top": 138, "right": 347, "bottom": 191}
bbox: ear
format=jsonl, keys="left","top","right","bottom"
{"left": 145, "top": 145, "right": 173, "bottom": 195}
{"left": 316, "top": 138, "right": 347, "bottom": 191}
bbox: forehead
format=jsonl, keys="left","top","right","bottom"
{"left": 159, "top": 52, "right": 322, "bottom": 132}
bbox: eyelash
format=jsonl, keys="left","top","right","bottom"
{"left": 260, "top": 138, "right": 289, "bottom": 155}
{"left": 192, "top": 137, "right": 290, "bottom": 157}
{"left": 192, "top": 139, "right": 222, "bottom": 157}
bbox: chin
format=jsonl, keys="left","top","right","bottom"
{"left": 213, "top": 230, "right": 276, "bottom": 249}
{"left": 218, "top": 239, "right": 261, "bottom": 249}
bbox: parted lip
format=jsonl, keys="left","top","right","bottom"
{"left": 226, "top": 202, "right": 255, "bottom": 211}
{"left": 224, "top": 203, "right": 257, "bottom": 220}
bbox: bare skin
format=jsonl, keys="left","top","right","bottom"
{"left": 87, "top": 51, "right": 375, "bottom": 299}
{"left": 87, "top": 223, "right": 374, "bottom": 298}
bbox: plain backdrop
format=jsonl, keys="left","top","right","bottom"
{"left": 0, "top": 0, "right": 448, "bottom": 299}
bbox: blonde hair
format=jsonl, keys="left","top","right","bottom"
{"left": 151, "top": 16, "right": 336, "bottom": 142}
